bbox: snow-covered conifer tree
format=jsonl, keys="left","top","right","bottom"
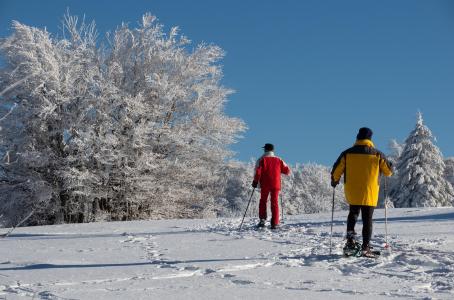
{"left": 390, "top": 113, "right": 454, "bottom": 207}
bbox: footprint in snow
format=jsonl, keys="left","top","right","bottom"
{"left": 180, "top": 265, "right": 199, "bottom": 271}
{"left": 231, "top": 279, "right": 254, "bottom": 285}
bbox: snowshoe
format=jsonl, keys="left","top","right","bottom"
{"left": 361, "top": 247, "right": 381, "bottom": 258}
{"left": 343, "top": 241, "right": 381, "bottom": 258}
{"left": 361, "top": 243, "right": 381, "bottom": 257}
{"left": 362, "top": 244, "right": 381, "bottom": 257}
{"left": 343, "top": 241, "right": 362, "bottom": 257}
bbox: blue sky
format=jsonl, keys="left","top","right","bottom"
{"left": 1, "top": 0, "right": 454, "bottom": 165}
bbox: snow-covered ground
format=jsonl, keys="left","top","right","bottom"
{"left": 1, "top": 208, "right": 453, "bottom": 299}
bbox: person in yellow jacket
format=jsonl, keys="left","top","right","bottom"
{"left": 331, "top": 127, "right": 393, "bottom": 257}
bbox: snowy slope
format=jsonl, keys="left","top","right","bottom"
{"left": 1, "top": 208, "right": 453, "bottom": 299}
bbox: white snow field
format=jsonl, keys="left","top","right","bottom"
{"left": 1, "top": 208, "right": 453, "bottom": 300}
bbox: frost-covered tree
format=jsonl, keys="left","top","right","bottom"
{"left": 444, "top": 157, "right": 454, "bottom": 188}
{"left": 281, "top": 163, "right": 347, "bottom": 214}
{"left": 215, "top": 161, "right": 348, "bottom": 218}
{"left": 390, "top": 113, "right": 454, "bottom": 207}
{"left": 0, "top": 20, "right": 70, "bottom": 226}
{"left": 388, "top": 139, "right": 404, "bottom": 163}
{"left": 216, "top": 160, "right": 256, "bottom": 217}
{"left": 376, "top": 139, "right": 404, "bottom": 208}
{"left": 0, "top": 13, "right": 245, "bottom": 226}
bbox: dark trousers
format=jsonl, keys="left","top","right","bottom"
{"left": 347, "top": 205, "right": 374, "bottom": 248}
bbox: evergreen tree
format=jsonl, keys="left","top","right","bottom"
{"left": 391, "top": 113, "right": 454, "bottom": 207}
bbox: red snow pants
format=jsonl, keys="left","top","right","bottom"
{"left": 259, "top": 187, "right": 280, "bottom": 226}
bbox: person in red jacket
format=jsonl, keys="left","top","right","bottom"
{"left": 252, "top": 143, "right": 290, "bottom": 229}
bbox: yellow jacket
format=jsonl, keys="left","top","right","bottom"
{"left": 331, "top": 139, "right": 393, "bottom": 206}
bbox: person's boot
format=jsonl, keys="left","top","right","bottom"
{"left": 257, "top": 219, "right": 266, "bottom": 228}
{"left": 345, "top": 231, "right": 358, "bottom": 249}
{"left": 343, "top": 231, "right": 360, "bottom": 256}
{"left": 270, "top": 223, "right": 280, "bottom": 230}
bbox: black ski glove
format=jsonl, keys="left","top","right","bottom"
{"left": 252, "top": 181, "right": 258, "bottom": 188}
{"left": 331, "top": 180, "right": 338, "bottom": 188}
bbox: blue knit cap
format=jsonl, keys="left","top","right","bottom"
{"left": 356, "top": 127, "right": 373, "bottom": 140}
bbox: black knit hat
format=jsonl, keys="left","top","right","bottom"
{"left": 262, "top": 143, "right": 274, "bottom": 151}
{"left": 356, "top": 127, "right": 373, "bottom": 140}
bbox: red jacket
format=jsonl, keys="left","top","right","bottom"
{"left": 254, "top": 152, "right": 290, "bottom": 190}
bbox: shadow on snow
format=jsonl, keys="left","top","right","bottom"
{"left": 0, "top": 257, "right": 267, "bottom": 271}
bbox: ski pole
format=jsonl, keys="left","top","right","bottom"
{"left": 384, "top": 177, "right": 390, "bottom": 249}
{"left": 1, "top": 207, "right": 37, "bottom": 238}
{"left": 280, "top": 178, "right": 284, "bottom": 224}
{"left": 329, "top": 187, "right": 335, "bottom": 255}
{"left": 280, "top": 193, "right": 284, "bottom": 223}
{"left": 239, "top": 188, "right": 256, "bottom": 231}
